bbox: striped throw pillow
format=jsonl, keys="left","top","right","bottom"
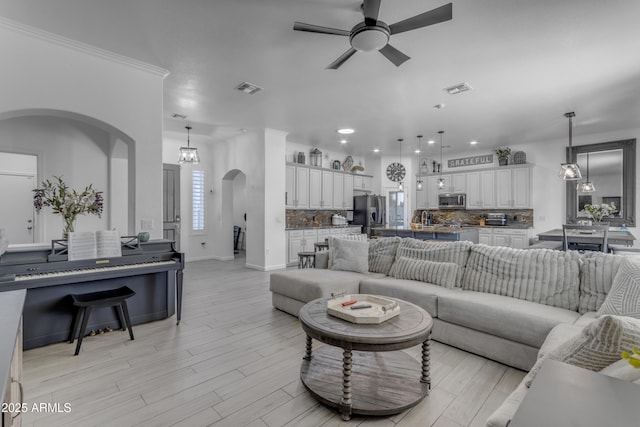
{"left": 390, "top": 256, "right": 459, "bottom": 288}
{"left": 597, "top": 258, "right": 640, "bottom": 318}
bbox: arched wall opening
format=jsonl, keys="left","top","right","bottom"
{"left": 0, "top": 108, "right": 135, "bottom": 243}
{"left": 221, "top": 168, "right": 248, "bottom": 261}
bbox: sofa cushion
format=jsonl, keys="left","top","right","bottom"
{"left": 390, "top": 239, "right": 472, "bottom": 287}
{"left": 269, "top": 269, "right": 384, "bottom": 303}
{"left": 389, "top": 257, "right": 459, "bottom": 288}
{"left": 368, "top": 236, "right": 402, "bottom": 275}
{"left": 597, "top": 258, "right": 640, "bottom": 318}
{"left": 537, "top": 323, "right": 583, "bottom": 359}
{"left": 358, "top": 277, "right": 462, "bottom": 317}
{"left": 329, "top": 237, "right": 369, "bottom": 274}
{"left": 461, "top": 245, "right": 581, "bottom": 311}
{"left": 437, "top": 291, "right": 580, "bottom": 348}
{"left": 578, "top": 251, "right": 625, "bottom": 314}
{"left": 526, "top": 315, "right": 640, "bottom": 387}
{"left": 573, "top": 311, "right": 599, "bottom": 327}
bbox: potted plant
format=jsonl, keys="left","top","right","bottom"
{"left": 350, "top": 165, "right": 365, "bottom": 174}
{"left": 495, "top": 147, "right": 511, "bottom": 166}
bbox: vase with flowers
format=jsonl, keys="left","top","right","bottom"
{"left": 33, "top": 176, "right": 104, "bottom": 239}
{"left": 583, "top": 202, "right": 617, "bottom": 223}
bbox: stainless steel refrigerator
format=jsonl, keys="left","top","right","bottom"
{"left": 353, "top": 195, "right": 386, "bottom": 236}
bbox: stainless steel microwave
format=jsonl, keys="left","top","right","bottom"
{"left": 438, "top": 193, "right": 466, "bottom": 209}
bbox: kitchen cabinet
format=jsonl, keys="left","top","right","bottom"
{"left": 343, "top": 174, "right": 354, "bottom": 209}
{"left": 496, "top": 166, "right": 532, "bottom": 209}
{"left": 285, "top": 165, "right": 310, "bottom": 208}
{"left": 309, "top": 168, "right": 322, "bottom": 209}
{"left": 353, "top": 174, "right": 374, "bottom": 191}
{"left": 480, "top": 228, "right": 531, "bottom": 249}
{"left": 439, "top": 173, "right": 466, "bottom": 193}
{"left": 321, "top": 170, "right": 333, "bottom": 208}
{"left": 332, "top": 173, "right": 344, "bottom": 209}
{"left": 466, "top": 170, "right": 496, "bottom": 209}
{"left": 287, "top": 229, "right": 318, "bottom": 264}
{"left": 416, "top": 176, "right": 440, "bottom": 209}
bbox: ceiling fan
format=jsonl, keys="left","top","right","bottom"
{"left": 293, "top": 0, "right": 453, "bottom": 69}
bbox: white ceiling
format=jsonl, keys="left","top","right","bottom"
{"left": 1, "top": 0, "right": 640, "bottom": 156}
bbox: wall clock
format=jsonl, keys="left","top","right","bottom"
{"left": 386, "top": 162, "right": 406, "bottom": 182}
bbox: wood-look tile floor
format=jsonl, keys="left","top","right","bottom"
{"left": 22, "top": 256, "right": 525, "bottom": 427}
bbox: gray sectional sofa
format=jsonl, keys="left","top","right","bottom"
{"left": 269, "top": 237, "right": 640, "bottom": 425}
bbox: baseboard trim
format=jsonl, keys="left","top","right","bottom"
{"left": 245, "top": 263, "right": 287, "bottom": 272}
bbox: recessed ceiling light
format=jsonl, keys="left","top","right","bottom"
{"left": 179, "top": 98, "right": 197, "bottom": 108}
{"left": 373, "top": 148, "right": 380, "bottom": 153}
{"left": 470, "top": 140, "right": 478, "bottom": 145}
{"left": 340, "top": 139, "right": 348, "bottom": 144}
{"left": 443, "top": 82, "right": 473, "bottom": 95}
{"left": 428, "top": 139, "right": 435, "bottom": 144}
{"left": 338, "top": 128, "right": 355, "bottom": 135}
{"left": 414, "top": 149, "right": 421, "bottom": 154}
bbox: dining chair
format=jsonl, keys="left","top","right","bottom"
{"left": 562, "top": 224, "right": 609, "bottom": 252}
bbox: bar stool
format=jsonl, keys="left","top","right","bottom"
{"left": 69, "top": 286, "right": 136, "bottom": 355}
{"left": 298, "top": 251, "right": 316, "bottom": 269}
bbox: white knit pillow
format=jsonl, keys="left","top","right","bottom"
{"left": 525, "top": 315, "right": 640, "bottom": 387}
{"left": 390, "top": 257, "right": 459, "bottom": 288}
{"left": 597, "top": 258, "right": 640, "bottom": 319}
{"left": 330, "top": 238, "right": 369, "bottom": 274}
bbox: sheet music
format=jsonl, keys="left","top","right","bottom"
{"left": 68, "top": 230, "right": 122, "bottom": 260}
{"left": 68, "top": 232, "right": 98, "bottom": 261}
{"left": 96, "top": 230, "right": 122, "bottom": 258}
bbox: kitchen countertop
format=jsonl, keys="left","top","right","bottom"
{"left": 379, "top": 224, "right": 533, "bottom": 231}
{"left": 285, "top": 225, "right": 361, "bottom": 230}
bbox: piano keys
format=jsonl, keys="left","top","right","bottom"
{"left": 0, "top": 239, "right": 184, "bottom": 350}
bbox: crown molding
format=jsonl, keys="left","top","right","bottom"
{"left": 0, "top": 16, "right": 170, "bottom": 78}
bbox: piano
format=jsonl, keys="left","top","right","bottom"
{"left": 0, "top": 239, "right": 184, "bottom": 350}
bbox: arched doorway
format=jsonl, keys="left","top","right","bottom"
{"left": 221, "top": 169, "right": 248, "bottom": 260}
{"left": 0, "top": 109, "right": 135, "bottom": 243}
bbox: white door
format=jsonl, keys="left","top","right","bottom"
{"left": 0, "top": 174, "right": 35, "bottom": 244}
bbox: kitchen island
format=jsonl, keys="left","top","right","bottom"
{"left": 371, "top": 226, "right": 479, "bottom": 243}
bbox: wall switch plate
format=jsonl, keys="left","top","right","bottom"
{"left": 141, "top": 219, "right": 154, "bottom": 230}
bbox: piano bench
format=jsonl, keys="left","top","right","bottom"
{"left": 69, "top": 286, "right": 136, "bottom": 356}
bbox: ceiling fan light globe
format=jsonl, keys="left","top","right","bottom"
{"left": 350, "top": 27, "right": 389, "bottom": 51}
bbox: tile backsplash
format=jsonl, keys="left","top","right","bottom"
{"left": 412, "top": 209, "right": 534, "bottom": 227}
{"left": 287, "top": 209, "right": 348, "bottom": 228}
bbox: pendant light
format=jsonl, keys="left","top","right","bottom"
{"left": 397, "top": 138, "right": 404, "bottom": 191}
{"left": 559, "top": 112, "right": 581, "bottom": 180}
{"left": 577, "top": 153, "right": 596, "bottom": 192}
{"left": 416, "top": 135, "right": 423, "bottom": 190}
{"left": 178, "top": 125, "right": 200, "bottom": 164}
{"left": 438, "top": 131, "right": 445, "bottom": 189}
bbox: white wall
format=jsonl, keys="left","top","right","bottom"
{"left": 0, "top": 18, "right": 167, "bottom": 240}
{"left": 233, "top": 174, "right": 247, "bottom": 232}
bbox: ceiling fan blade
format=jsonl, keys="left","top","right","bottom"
{"left": 326, "top": 48, "right": 357, "bottom": 70}
{"left": 379, "top": 44, "right": 410, "bottom": 67}
{"left": 389, "top": 3, "right": 452, "bottom": 35}
{"left": 293, "top": 22, "right": 350, "bottom": 36}
{"left": 362, "top": 0, "right": 382, "bottom": 24}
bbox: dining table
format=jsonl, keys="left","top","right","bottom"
{"left": 536, "top": 228, "right": 636, "bottom": 247}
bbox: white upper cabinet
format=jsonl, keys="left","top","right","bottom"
{"left": 496, "top": 166, "right": 532, "bottom": 209}
{"left": 308, "top": 168, "right": 322, "bottom": 209}
{"left": 321, "top": 170, "right": 333, "bottom": 209}
{"left": 343, "top": 174, "right": 354, "bottom": 209}
{"left": 295, "top": 166, "right": 310, "bottom": 208}
{"left": 285, "top": 165, "right": 295, "bottom": 208}
{"left": 332, "top": 172, "right": 344, "bottom": 209}
{"left": 466, "top": 170, "right": 496, "bottom": 209}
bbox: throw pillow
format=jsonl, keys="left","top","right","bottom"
{"left": 390, "top": 256, "right": 459, "bottom": 288}
{"left": 597, "top": 258, "right": 640, "bottom": 319}
{"left": 330, "top": 238, "right": 369, "bottom": 274}
{"left": 525, "top": 315, "right": 640, "bottom": 387}
{"left": 599, "top": 359, "right": 640, "bottom": 382}
{"left": 368, "top": 236, "right": 401, "bottom": 275}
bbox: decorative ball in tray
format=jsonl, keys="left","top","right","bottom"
{"left": 327, "top": 294, "right": 400, "bottom": 324}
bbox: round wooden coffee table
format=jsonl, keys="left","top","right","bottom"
{"left": 298, "top": 296, "right": 433, "bottom": 420}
